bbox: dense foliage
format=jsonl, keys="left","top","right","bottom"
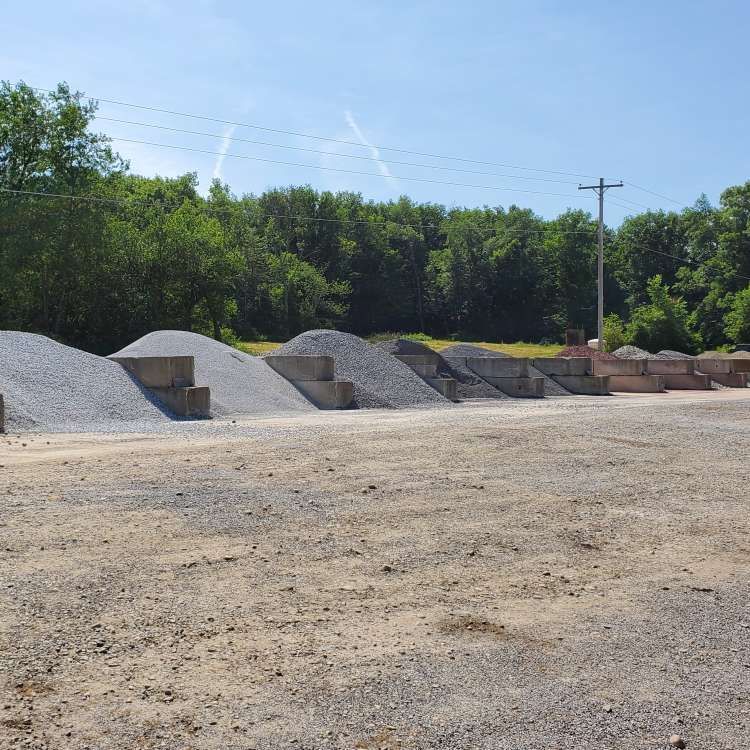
{"left": 2, "top": 82, "right": 749, "bottom": 354}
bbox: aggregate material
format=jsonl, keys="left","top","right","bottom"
{"left": 113, "top": 330, "right": 316, "bottom": 417}
{"left": 272, "top": 330, "right": 447, "bottom": 409}
{"left": 443, "top": 342, "right": 571, "bottom": 396}
{"left": 377, "top": 339, "right": 509, "bottom": 400}
{"left": 613, "top": 345, "right": 656, "bottom": 359}
{"left": 658, "top": 350, "right": 694, "bottom": 360}
{"left": 0, "top": 330, "right": 172, "bottom": 432}
{"left": 557, "top": 345, "right": 617, "bottom": 360}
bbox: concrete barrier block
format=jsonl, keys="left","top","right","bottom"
{"left": 709, "top": 372, "right": 748, "bottom": 387}
{"left": 152, "top": 386, "right": 210, "bottom": 417}
{"left": 695, "top": 358, "right": 733, "bottom": 374}
{"left": 0, "top": 394, "right": 4, "bottom": 433}
{"left": 110, "top": 355, "right": 195, "bottom": 388}
{"left": 467, "top": 357, "right": 529, "bottom": 378}
{"left": 293, "top": 380, "right": 353, "bottom": 409}
{"left": 730, "top": 359, "right": 750, "bottom": 373}
{"left": 645, "top": 359, "right": 695, "bottom": 375}
{"left": 551, "top": 375, "right": 610, "bottom": 395}
{"left": 607, "top": 375, "right": 665, "bottom": 392}
{"left": 532, "top": 357, "right": 592, "bottom": 376}
{"left": 591, "top": 359, "right": 646, "bottom": 376}
{"left": 483, "top": 376, "right": 544, "bottom": 398}
{"left": 394, "top": 354, "right": 440, "bottom": 367}
{"left": 394, "top": 356, "right": 438, "bottom": 377}
{"left": 425, "top": 377, "right": 458, "bottom": 400}
{"left": 662, "top": 373, "right": 712, "bottom": 390}
{"left": 265, "top": 355, "right": 335, "bottom": 381}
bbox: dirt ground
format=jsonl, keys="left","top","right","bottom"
{"left": 1, "top": 392, "right": 749, "bottom": 749}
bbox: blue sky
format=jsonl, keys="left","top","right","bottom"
{"left": 3, "top": 0, "right": 749, "bottom": 224}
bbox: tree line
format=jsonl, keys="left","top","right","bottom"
{"left": 1, "top": 81, "right": 749, "bottom": 355}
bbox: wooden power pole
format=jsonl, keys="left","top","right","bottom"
{"left": 578, "top": 177, "right": 623, "bottom": 348}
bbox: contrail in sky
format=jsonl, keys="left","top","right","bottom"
{"left": 344, "top": 110, "right": 394, "bottom": 182}
{"left": 212, "top": 125, "right": 236, "bottom": 180}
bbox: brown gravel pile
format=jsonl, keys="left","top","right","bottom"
{"left": 557, "top": 345, "right": 617, "bottom": 360}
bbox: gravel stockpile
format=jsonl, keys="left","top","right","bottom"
{"left": 557, "top": 344, "right": 617, "bottom": 360}
{"left": 612, "top": 345, "right": 662, "bottom": 359}
{"left": 272, "top": 330, "right": 447, "bottom": 409}
{"left": 443, "top": 343, "right": 572, "bottom": 396}
{"left": 113, "top": 331, "right": 315, "bottom": 417}
{"left": 732, "top": 350, "right": 750, "bottom": 358}
{"left": 376, "top": 339, "right": 509, "bottom": 400}
{"left": 658, "top": 350, "right": 694, "bottom": 360}
{"left": 0, "top": 331, "right": 172, "bottom": 432}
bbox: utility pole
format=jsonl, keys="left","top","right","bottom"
{"left": 578, "top": 177, "right": 623, "bottom": 349}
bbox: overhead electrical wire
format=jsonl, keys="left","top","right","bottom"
{"left": 33, "top": 85, "right": 601, "bottom": 179}
{"left": 105, "top": 136, "right": 596, "bottom": 201}
{"left": 0, "top": 187, "right": 597, "bottom": 236}
{"left": 93, "top": 115, "right": 582, "bottom": 185}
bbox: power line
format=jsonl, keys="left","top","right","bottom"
{"left": 107, "top": 136, "right": 596, "bottom": 201}
{"left": 94, "top": 115, "right": 582, "bottom": 185}
{"left": 33, "top": 85, "right": 602, "bottom": 180}
{"left": 625, "top": 181, "right": 686, "bottom": 208}
{"left": 0, "top": 187, "right": 599, "bottom": 236}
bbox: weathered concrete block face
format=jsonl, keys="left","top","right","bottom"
{"left": 109, "top": 356, "right": 195, "bottom": 388}
{"left": 709, "top": 372, "right": 748, "bottom": 387}
{"left": 731, "top": 359, "right": 750, "bottom": 373}
{"left": 662, "top": 373, "right": 712, "bottom": 390}
{"left": 265, "top": 355, "right": 335, "bottom": 381}
{"left": 533, "top": 357, "right": 592, "bottom": 376}
{"left": 467, "top": 357, "right": 529, "bottom": 378}
{"left": 591, "top": 359, "right": 646, "bottom": 376}
{"left": 607, "top": 375, "right": 665, "bottom": 392}
{"left": 0, "top": 394, "right": 4, "bottom": 433}
{"left": 645, "top": 359, "right": 695, "bottom": 375}
{"left": 551, "top": 375, "right": 610, "bottom": 395}
{"left": 695, "top": 359, "right": 733, "bottom": 374}
{"left": 483, "top": 376, "right": 544, "bottom": 397}
{"left": 425, "top": 377, "right": 458, "bottom": 400}
{"left": 152, "top": 386, "right": 210, "bottom": 417}
{"left": 293, "top": 380, "right": 353, "bottom": 409}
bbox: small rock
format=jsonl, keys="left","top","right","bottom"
{"left": 669, "top": 735, "right": 686, "bottom": 749}
{"left": 603, "top": 704, "right": 612, "bottom": 713}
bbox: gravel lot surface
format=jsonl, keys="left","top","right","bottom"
{"left": 1, "top": 391, "right": 748, "bottom": 749}
{"left": 274, "top": 330, "right": 447, "bottom": 409}
{"left": 0, "top": 331, "right": 172, "bottom": 432}
{"left": 113, "top": 331, "right": 315, "bottom": 417}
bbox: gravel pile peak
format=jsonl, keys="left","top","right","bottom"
{"left": 657, "top": 350, "right": 695, "bottom": 360}
{"left": 272, "top": 330, "right": 447, "bottom": 409}
{"left": 557, "top": 345, "right": 617, "bottom": 361}
{"left": 440, "top": 343, "right": 511, "bottom": 359}
{"left": 375, "top": 339, "right": 509, "bottom": 400}
{"left": 113, "top": 330, "right": 316, "bottom": 416}
{"left": 441, "top": 343, "right": 571, "bottom": 397}
{"left": 0, "top": 331, "right": 173, "bottom": 432}
{"left": 613, "top": 345, "right": 654, "bottom": 359}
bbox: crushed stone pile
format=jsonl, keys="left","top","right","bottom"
{"left": 732, "top": 350, "right": 750, "bottom": 358}
{"left": 613, "top": 345, "right": 657, "bottom": 359}
{"left": 558, "top": 345, "right": 617, "bottom": 360}
{"left": 442, "top": 343, "right": 571, "bottom": 397}
{"left": 113, "top": 331, "right": 316, "bottom": 416}
{"left": 657, "top": 350, "right": 694, "bottom": 360}
{"left": 376, "top": 339, "right": 509, "bottom": 400}
{"left": 0, "top": 331, "right": 173, "bottom": 432}
{"left": 271, "top": 330, "right": 447, "bottom": 409}
{"left": 697, "top": 350, "right": 733, "bottom": 359}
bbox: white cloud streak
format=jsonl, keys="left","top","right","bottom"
{"left": 212, "top": 125, "right": 237, "bottom": 180}
{"left": 344, "top": 110, "right": 394, "bottom": 183}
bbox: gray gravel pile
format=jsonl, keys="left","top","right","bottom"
{"left": 272, "top": 330, "right": 447, "bottom": 409}
{"left": 613, "top": 345, "right": 654, "bottom": 359}
{"left": 0, "top": 331, "right": 172, "bottom": 432}
{"left": 442, "top": 342, "right": 572, "bottom": 397}
{"left": 376, "top": 339, "right": 509, "bottom": 400}
{"left": 658, "top": 350, "right": 694, "bottom": 359}
{"left": 113, "top": 331, "right": 316, "bottom": 417}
